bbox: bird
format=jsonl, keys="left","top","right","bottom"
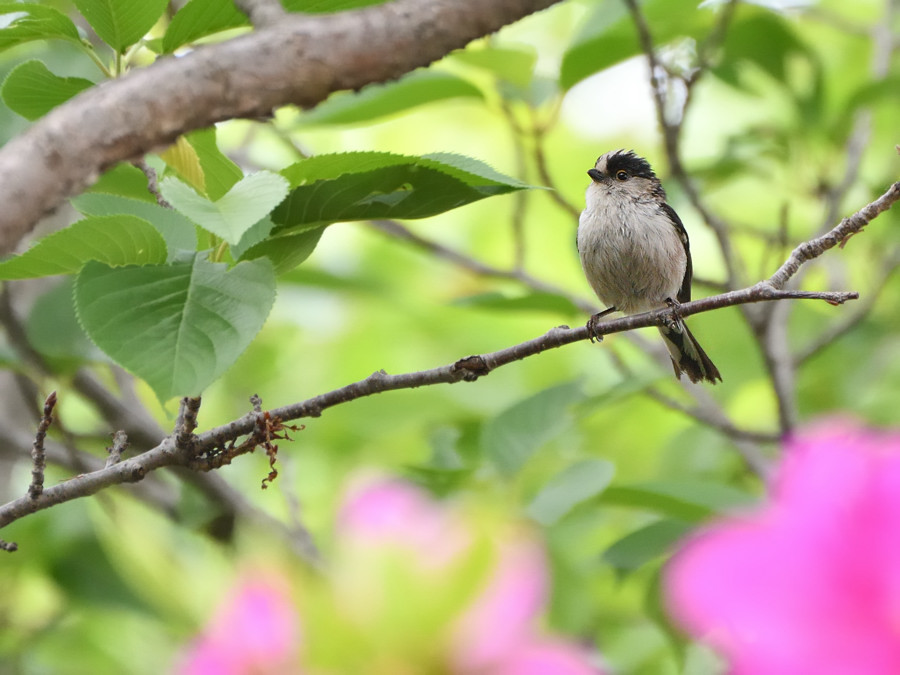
{"left": 576, "top": 149, "right": 721, "bottom": 384}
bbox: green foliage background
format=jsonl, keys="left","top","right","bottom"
{"left": 0, "top": 0, "right": 898, "bottom": 672}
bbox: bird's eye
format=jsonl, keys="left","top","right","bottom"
{"left": 615, "top": 170, "right": 629, "bottom": 181}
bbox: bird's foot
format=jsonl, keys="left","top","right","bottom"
{"left": 586, "top": 307, "right": 616, "bottom": 342}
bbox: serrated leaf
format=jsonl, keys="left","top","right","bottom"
{"left": 159, "top": 136, "right": 205, "bottom": 194}
{"left": 527, "top": 459, "right": 615, "bottom": 526}
{"left": 184, "top": 128, "right": 244, "bottom": 201}
{"left": 560, "top": 0, "right": 713, "bottom": 90}
{"left": 481, "top": 380, "right": 584, "bottom": 477}
{"left": 72, "top": 0, "right": 168, "bottom": 52}
{"left": 0, "top": 215, "right": 167, "bottom": 280}
{"left": 299, "top": 71, "right": 483, "bottom": 126}
{"left": 275, "top": 152, "right": 532, "bottom": 228}
{"left": 87, "top": 164, "right": 157, "bottom": 203}
{"left": 603, "top": 519, "right": 693, "bottom": 574}
{"left": 450, "top": 46, "right": 537, "bottom": 88}
{"left": 74, "top": 256, "right": 276, "bottom": 401}
{"left": 162, "top": 0, "right": 248, "bottom": 53}
{"left": 1, "top": 60, "right": 94, "bottom": 120}
{"left": 239, "top": 225, "right": 325, "bottom": 275}
{"left": 0, "top": 4, "right": 80, "bottom": 52}
{"left": 161, "top": 172, "right": 289, "bottom": 245}
{"left": 71, "top": 193, "right": 198, "bottom": 257}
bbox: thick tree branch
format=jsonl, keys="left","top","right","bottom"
{"left": 0, "top": 0, "right": 563, "bottom": 254}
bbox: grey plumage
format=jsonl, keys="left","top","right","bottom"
{"left": 577, "top": 150, "right": 721, "bottom": 384}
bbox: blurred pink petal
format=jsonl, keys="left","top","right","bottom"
{"left": 452, "top": 538, "right": 547, "bottom": 669}
{"left": 666, "top": 420, "right": 900, "bottom": 675}
{"left": 493, "top": 640, "right": 601, "bottom": 675}
{"left": 179, "top": 575, "right": 300, "bottom": 675}
{"left": 338, "top": 478, "right": 466, "bottom": 567}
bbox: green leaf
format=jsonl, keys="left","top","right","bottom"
{"left": 87, "top": 164, "right": 156, "bottom": 202}
{"left": 299, "top": 71, "right": 483, "bottom": 126}
{"left": 184, "top": 128, "right": 244, "bottom": 201}
{"left": 449, "top": 46, "right": 537, "bottom": 88}
{"left": 603, "top": 519, "right": 693, "bottom": 574}
{"left": 74, "top": 256, "right": 276, "bottom": 401}
{"left": 282, "top": 0, "right": 387, "bottom": 11}
{"left": 481, "top": 380, "right": 584, "bottom": 477}
{"left": 452, "top": 291, "right": 580, "bottom": 317}
{"left": 275, "top": 152, "right": 531, "bottom": 229}
{"left": 601, "top": 481, "right": 757, "bottom": 522}
{"left": 26, "top": 279, "right": 97, "bottom": 369}
{"left": 72, "top": 0, "right": 168, "bottom": 52}
{"left": 161, "top": 172, "right": 290, "bottom": 246}
{"left": 527, "top": 459, "right": 615, "bottom": 526}
{"left": 71, "top": 193, "right": 198, "bottom": 257}
{"left": 239, "top": 225, "right": 325, "bottom": 275}
{"left": 0, "top": 216, "right": 167, "bottom": 280}
{"left": 159, "top": 128, "right": 244, "bottom": 200}
{"left": 560, "top": 0, "right": 713, "bottom": 90}
{"left": 162, "top": 0, "right": 249, "bottom": 53}
{"left": 712, "top": 12, "right": 812, "bottom": 88}
{"left": 0, "top": 4, "right": 81, "bottom": 52}
{"left": 1, "top": 60, "right": 94, "bottom": 120}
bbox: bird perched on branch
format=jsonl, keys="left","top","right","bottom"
{"left": 577, "top": 149, "right": 721, "bottom": 384}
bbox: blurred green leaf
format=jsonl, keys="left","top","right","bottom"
{"left": 0, "top": 4, "right": 81, "bottom": 52}
{"left": 712, "top": 12, "right": 812, "bottom": 88}
{"left": 450, "top": 46, "right": 537, "bottom": 88}
{"left": 452, "top": 291, "right": 580, "bottom": 316}
{"left": 300, "top": 71, "right": 483, "bottom": 127}
{"left": 481, "top": 380, "right": 584, "bottom": 477}
{"left": 0, "top": 215, "right": 167, "bottom": 280}
{"left": 72, "top": 193, "right": 198, "bottom": 257}
{"left": 26, "top": 278, "right": 96, "bottom": 369}
{"left": 603, "top": 518, "right": 693, "bottom": 574}
{"left": 72, "top": 0, "right": 168, "bottom": 52}
{"left": 87, "top": 164, "right": 156, "bottom": 202}
{"left": 74, "top": 255, "right": 276, "bottom": 401}
{"left": 1, "top": 60, "right": 94, "bottom": 120}
{"left": 275, "top": 151, "right": 532, "bottom": 229}
{"left": 527, "top": 459, "right": 615, "bottom": 525}
{"left": 160, "top": 128, "right": 244, "bottom": 200}
{"left": 239, "top": 225, "right": 325, "bottom": 274}
{"left": 162, "top": 0, "right": 248, "bottom": 53}
{"left": 161, "top": 172, "right": 289, "bottom": 245}
{"left": 560, "top": 0, "right": 713, "bottom": 90}
{"left": 601, "top": 481, "right": 758, "bottom": 522}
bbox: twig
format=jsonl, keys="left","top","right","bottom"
{"left": 2, "top": 181, "right": 896, "bottom": 546}
{"left": 131, "top": 159, "right": 172, "bottom": 209}
{"left": 174, "top": 396, "right": 202, "bottom": 451}
{"left": 105, "top": 430, "right": 129, "bottom": 469}
{"left": 28, "top": 391, "right": 56, "bottom": 499}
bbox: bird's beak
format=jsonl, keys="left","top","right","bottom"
{"left": 587, "top": 168, "right": 603, "bottom": 182}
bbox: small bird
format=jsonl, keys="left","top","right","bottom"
{"left": 577, "top": 149, "right": 721, "bottom": 384}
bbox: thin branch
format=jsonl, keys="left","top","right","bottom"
{"left": 28, "top": 391, "right": 56, "bottom": 499}
{"left": 2, "top": 179, "right": 896, "bottom": 546}
{"left": 174, "top": 396, "right": 202, "bottom": 451}
{"left": 131, "top": 159, "right": 172, "bottom": 209}
{"left": 0, "top": 0, "right": 564, "bottom": 254}
{"left": 104, "top": 430, "right": 129, "bottom": 469}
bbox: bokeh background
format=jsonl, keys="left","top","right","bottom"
{"left": 0, "top": 0, "right": 898, "bottom": 672}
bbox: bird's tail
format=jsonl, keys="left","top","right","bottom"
{"left": 658, "top": 320, "right": 722, "bottom": 384}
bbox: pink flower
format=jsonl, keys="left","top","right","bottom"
{"left": 178, "top": 574, "right": 300, "bottom": 675}
{"left": 340, "top": 478, "right": 600, "bottom": 674}
{"left": 666, "top": 420, "right": 900, "bottom": 675}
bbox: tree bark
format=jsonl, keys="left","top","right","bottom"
{"left": 0, "top": 0, "right": 562, "bottom": 254}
